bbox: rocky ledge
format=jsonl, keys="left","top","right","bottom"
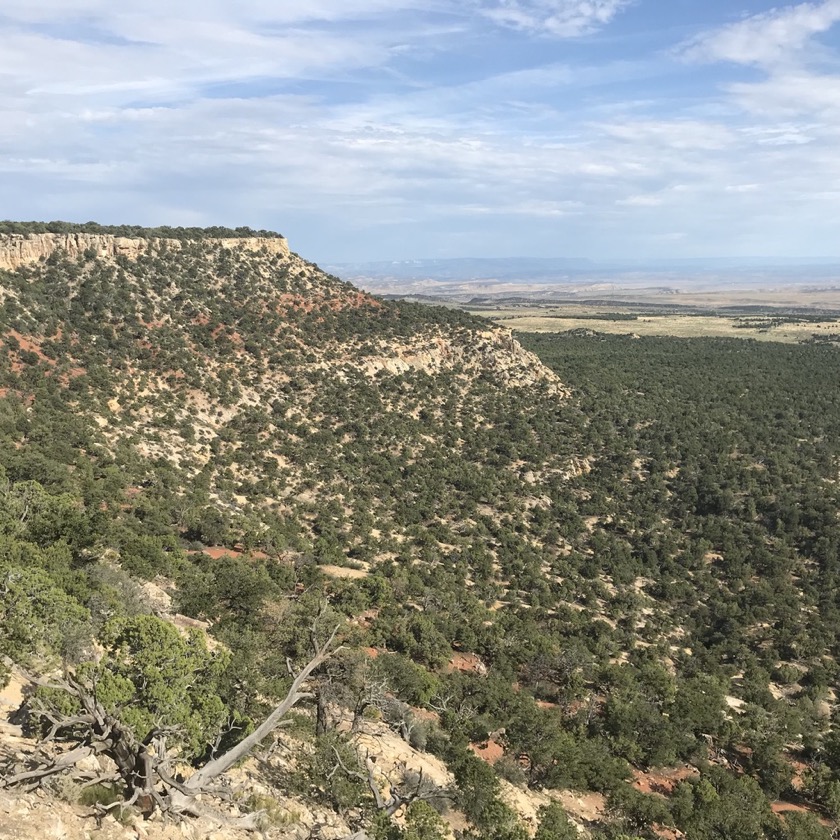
{"left": 0, "top": 233, "right": 289, "bottom": 272}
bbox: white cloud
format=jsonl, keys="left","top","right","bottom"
{"left": 478, "top": 0, "right": 632, "bottom": 37}
{"left": 599, "top": 120, "right": 734, "bottom": 150}
{"left": 681, "top": 0, "right": 840, "bottom": 66}
{"left": 0, "top": 28, "right": 394, "bottom": 113}
{"left": 729, "top": 73, "right": 840, "bottom": 118}
{"left": 461, "top": 198, "right": 584, "bottom": 216}
{"left": 0, "top": 0, "right": 428, "bottom": 26}
{"left": 2, "top": 0, "right": 840, "bottom": 259}
{"left": 616, "top": 194, "right": 663, "bottom": 207}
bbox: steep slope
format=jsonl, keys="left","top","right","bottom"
{"left": 0, "top": 227, "right": 588, "bottom": 839}
{"left": 0, "top": 230, "right": 569, "bottom": 566}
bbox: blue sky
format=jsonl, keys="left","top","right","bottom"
{"left": 3, "top": 1, "right": 840, "bottom": 262}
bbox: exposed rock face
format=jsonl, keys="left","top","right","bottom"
{"left": 0, "top": 233, "right": 289, "bottom": 272}
{"left": 361, "top": 329, "right": 568, "bottom": 394}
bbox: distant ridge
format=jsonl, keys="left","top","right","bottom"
{"left": 325, "top": 256, "right": 595, "bottom": 281}
{"left": 328, "top": 255, "right": 840, "bottom": 284}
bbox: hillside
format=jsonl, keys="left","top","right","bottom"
{"left": 0, "top": 230, "right": 565, "bottom": 555}
{"left": 1, "top": 227, "right": 839, "bottom": 840}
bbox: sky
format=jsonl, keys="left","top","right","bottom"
{"left": 3, "top": 1, "right": 840, "bottom": 262}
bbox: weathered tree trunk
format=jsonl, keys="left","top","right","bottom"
{"left": 182, "top": 625, "right": 338, "bottom": 795}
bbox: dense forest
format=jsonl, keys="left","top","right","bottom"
{"left": 1, "top": 235, "right": 839, "bottom": 840}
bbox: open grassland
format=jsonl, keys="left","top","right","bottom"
{"left": 471, "top": 304, "right": 840, "bottom": 343}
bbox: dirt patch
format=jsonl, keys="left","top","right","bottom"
{"left": 632, "top": 766, "right": 698, "bottom": 797}
{"left": 410, "top": 707, "right": 439, "bottom": 724}
{"left": 771, "top": 800, "right": 832, "bottom": 827}
{"left": 772, "top": 802, "right": 811, "bottom": 815}
{"left": 0, "top": 786, "right": 273, "bottom": 839}
{"left": 470, "top": 739, "right": 504, "bottom": 765}
{"left": 724, "top": 695, "right": 746, "bottom": 713}
{"left": 353, "top": 609, "right": 379, "bottom": 630}
{"left": 354, "top": 723, "right": 453, "bottom": 792}
{"left": 651, "top": 827, "right": 682, "bottom": 840}
{"left": 170, "top": 613, "right": 212, "bottom": 634}
{"left": 200, "top": 546, "right": 245, "bottom": 560}
{"left": 0, "top": 673, "right": 26, "bottom": 723}
{"left": 556, "top": 789, "right": 606, "bottom": 824}
{"left": 319, "top": 564, "right": 369, "bottom": 580}
{"left": 196, "top": 546, "right": 269, "bottom": 561}
{"left": 446, "top": 653, "right": 487, "bottom": 675}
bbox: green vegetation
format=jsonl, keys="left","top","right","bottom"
{"left": 0, "top": 220, "right": 284, "bottom": 239}
{"left": 2, "top": 235, "right": 840, "bottom": 838}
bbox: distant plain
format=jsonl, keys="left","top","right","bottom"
{"left": 468, "top": 303, "right": 840, "bottom": 343}
{"left": 342, "top": 257, "right": 840, "bottom": 342}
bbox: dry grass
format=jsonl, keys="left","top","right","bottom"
{"left": 474, "top": 307, "right": 840, "bottom": 343}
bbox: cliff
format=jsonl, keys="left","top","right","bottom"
{"left": 360, "top": 329, "right": 567, "bottom": 394}
{"left": 0, "top": 232, "right": 289, "bottom": 272}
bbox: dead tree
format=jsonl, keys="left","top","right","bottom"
{"left": 2, "top": 621, "right": 342, "bottom": 829}
{"left": 331, "top": 748, "right": 452, "bottom": 819}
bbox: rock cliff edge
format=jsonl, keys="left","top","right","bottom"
{"left": 0, "top": 232, "right": 289, "bottom": 272}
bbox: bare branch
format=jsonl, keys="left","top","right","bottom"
{"left": 3, "top": 621, "right": 344, "bottom": 831}
{"left": 2, "top": 745, "right": 98, "bottom": 789}
{"left": 181, "top": 623, "right": 342, "bottom": 793}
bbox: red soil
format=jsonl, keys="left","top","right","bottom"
{"left": 276, "top": 291, "right": 383, "bottom": 315}
{"left": 771, "top": 800, "right": 832, "bottom": 826}
{"left": 2, "top": 329, "right": 86, "bottom": 383}
{"left": 4, "top": 329, "right": 50, "bottom": 372}
{"left": 632, "top": 766, "right": 699, "bottom": 797}
{"left": 446, "top": 652, "right": 487, "bottom": 674}
{"left": 197, "top": 546, "right": 269, "bottom": 561}
{"left": 470, "top": 739, "right": 505, "bottom": 765}
{"left": 411, "top": 707, "right": 440, "bottom": 724}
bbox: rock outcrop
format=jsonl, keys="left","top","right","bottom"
{"left": 0, "top": 233, "right": 289, "bottom": 272}
{"left": 361, "top": 329, "right": 568, "bottom": 394}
